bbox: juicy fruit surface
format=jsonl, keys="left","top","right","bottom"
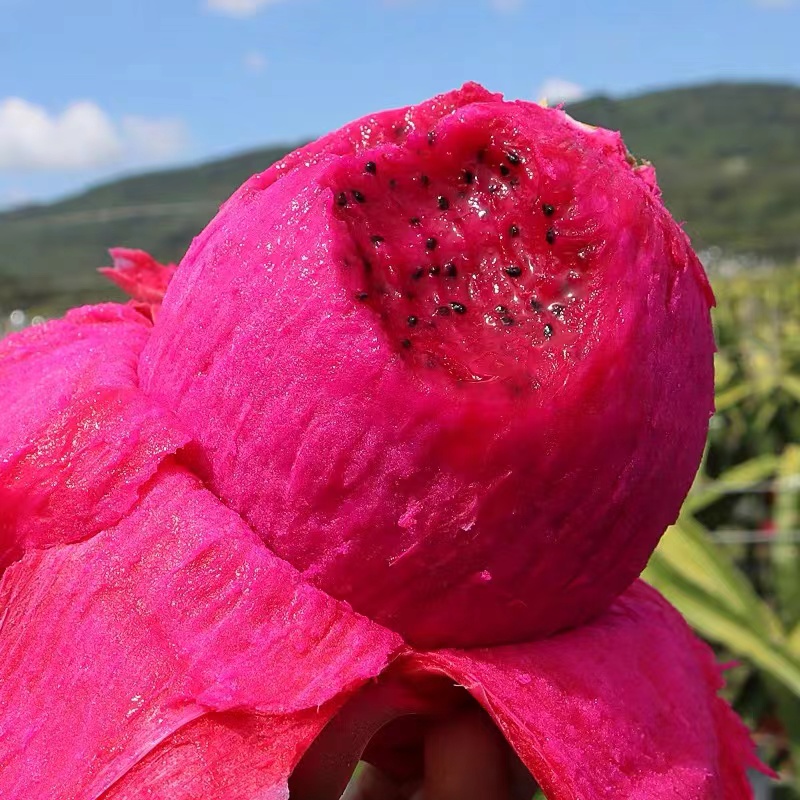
{"left": 331, "top": 124, "right": 587, "bottom": 385}
{"left": 140, "top": 85, "right": 715, "bottom": 648}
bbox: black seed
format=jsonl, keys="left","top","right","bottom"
{"left": 412, "top": 267, "right": 425, "bottom": 280}
{"left": 450, "top": 301, "right": 467, "bottom": 314}
{"left": 427, "top": 131, "right": 436, "bottom": 145}
{"left": 551, "top": 304, "right": 565, "bottom": 318}
{"left": 420, "top": 174, "right": 430, "bottom": 187}
{"left": 410, "top": 217, "right": 421, "bottom": 227}
{"left": 370, "top": 235, "right": 384, "bottom": 245}
{"left": 488, "top": 183, "right": 500, "bottom": 194}
{"left": 509, "top": 177, "right": 520, "bottom": 187}
{"left": 407, "top": 315, "right": 418, "bottom": 327}
{"left": 352, "top": 190, "right": 366, "bottom": 203}
{"left": 389, "top": 178, "right": 397, "bottom": 189}
{"left": 463, "top": 169, "right": 475, "bottom": 185}
{"left": 546, "top": 228, "right": 556, "bottom": 244}
{"left": 365, "top": 161, "right": 377, "bottom": 174}
{"left": 437, "top": 306, "right": 451, "bottom": 316}
{"left": 336, "top": 191, "right": 348, "bottom": 207}
{"left": 429, "top": 265, "right": 441, "bottom": 276}
{"left": 507, "top": 152, "right": 521, "bottom": 165}
{"left": 501, "top": 315, "right": 515, "bottom": 326}
{"left": 543, "top": 323, "right": 554, "bottom": 339}
{"left": 444, "top": 261, "right": 457, "bottom": 277}
{"left": 542, "top": 203, "right": 555, "bottom": 216}
{"left": 509, "top": 224, "right": 520, "bottom": 237}
{"left": 477, "top": 148, "right": 487, "bottom": 163}
{"left": 401, "top": 338, "right": 412, "bottom": 349}
{"left": 500, "top": 164, "right": 511, "bottom": 177}
{"left": 437, "top": 196, "right": 450, "bottom": 210}
{"left": 356, "top": 292, "right": 369, "bottom": 301}
{"left": 495, "top": 305, "right": 508, "bottom": 314}
{"left": 426, "top": 237, "right": 437, "bottom": 251}
{"left": 530, "top": 299, "right": 542, "bottom": 312}
{"left": 504, "top": 266, "right": 522, "bottom": 278}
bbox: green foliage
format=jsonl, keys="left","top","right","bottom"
{"left": 646, "top": 269, "right": 800, "bottom": 793}
{"left": 0, "top": 144, "right": 297, "bottom": 315}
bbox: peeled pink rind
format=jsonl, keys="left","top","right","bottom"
{"left": 0, "top": 461, "right": 400, "bottom": 798}
{"left": 293, "top": 583, "right": 767, "bottom": 800}
{"left": 419, "top": 581, "right": 766, "bottom": 800}
{"left": 291, "top": 668, "right": 466, "bottom": 797}
{"left": 140, "top": 85, "right": 715, "bottom": 648}
{"left": 99, "top": 247, "right": 177, "bottom": 308}
{"left": 101, "top": 710, "right": 341, "bottom": 800}
{"left": 0, "top": 304, "right": 189, "bottom": 572}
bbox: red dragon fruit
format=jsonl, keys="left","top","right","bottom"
{"left": 0, "top": 84, "right": 769, "bottom": 799}
{"left": 139, "top": 83, "right": 716, "bottom": 648}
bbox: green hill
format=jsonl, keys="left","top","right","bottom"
{"left": 1, "top": 82, "right": 798, "bottom": 314}
{"left": 569, "top": 82, "right": 800, "bottom": 262}
{"left": 0, "top": 144, "right": 299, "bottom": 312}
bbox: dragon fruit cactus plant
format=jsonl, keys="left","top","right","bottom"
{"left": 0, "top": 84, "right": 770, "bottom": 799}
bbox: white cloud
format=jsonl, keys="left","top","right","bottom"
{"left": 0, "top": 186, "right": 31, "bottom": 210}
{"left": 0, "top": 98, "right": 120, "bottom": 171}
{"left": 0, "top": 97, "right": 187, "bottom": 173}
{"left": 536, "top": 78, "right": 587, "bottom": 105}
{"left": 244, "top": 50, "right": 267, "bottom": 73}
{"left": 121, "top": 116, "right": 188, "bottom": 162}
{"left": 206, "top": 0, "right": 286, "bottom": 17}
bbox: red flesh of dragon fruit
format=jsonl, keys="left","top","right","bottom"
{"left": 0, "top": 84, "right": 767, "bottom": 800}
{"left": 141, "top": 83, "right": 715, "bottom": 647}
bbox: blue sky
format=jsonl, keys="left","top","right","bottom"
{"left": 0, "top": 0, "right": 798, "bottom": 206}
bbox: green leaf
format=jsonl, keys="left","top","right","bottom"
{"left": 714, "top": 383, "right": 751, "bottom": 414}
{"left": 772, "top": 446, "right": 800, "bottom": 624}
{"left": 782, "top": 373, "right": 800, "bottom": 404}
{"left": 765, "top": 680, "right": 800, "bottom": 794}
{"left": 787, "top": 622, "right": 800, "bottom": 657}
{"left": 644, "top": 556, "right": 800, "bottom": 697}
{"left": 685, "top": 454, "right": 780, "bottom": 515}
{"left": 651, "top": 516, "right": 782, "bottom": 636}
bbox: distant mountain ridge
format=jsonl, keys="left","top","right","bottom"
{"left": 568, "top": 82, "right": 800, "bottom": 261}
{"left": 1, "top": 81, "right": 798, "bottom": 313}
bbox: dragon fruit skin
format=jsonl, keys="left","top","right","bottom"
{"left": 292, "top": 581, "right": 762, "bottom": 800}
{"left": 98, "top": 248, "right": 178, "bottom": 321}
{"left": 0, "top": 303, "right": 190, "bottom": 571}
{"left": 0, "top": 456, "right": 401, "bottom": 798}
{"left": 0, "top": 84, "right": 767, "bottom": 799}
{"left": 139, "top": 84, "right": 715, "bottom": 648}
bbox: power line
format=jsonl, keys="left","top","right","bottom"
{"left": 690, "top": 476, "right": 800, "bottom": 495}
{"left": 712, "top": 530, "right": 800, "bottom": 544}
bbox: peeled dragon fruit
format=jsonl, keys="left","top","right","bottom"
{"left": 141, "top": 83, "right": 715, "bottom": 648}
{"left": 0, "top": 84, "right": 769, "bottom": 799}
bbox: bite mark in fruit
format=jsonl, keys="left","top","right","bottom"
{"left": 330, "top": 127, "right": 598, "bottom": 385}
